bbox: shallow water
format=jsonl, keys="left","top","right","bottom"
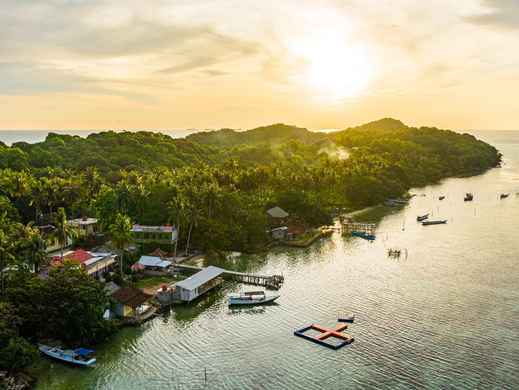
{"left": 35, "top": 131, "right": 519, "bottom": 389}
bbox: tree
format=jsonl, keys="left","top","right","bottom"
{"left": 0, "top": 302, "right": 37, "bottom": 371}
{"left": 53, "top": 207, "right": 75, "bottom": 259}
{"left": 109, "top": 213, "right": 132, "bottom": 278}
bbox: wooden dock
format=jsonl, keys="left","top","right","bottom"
{"left": 173, "top": 264, "right": 284, "bottom": 290}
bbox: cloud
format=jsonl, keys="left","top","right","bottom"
{"left": 0, "top": 0, "right": 262, "bottom": 96}
{"left": 466, "top": 0, "right": 519, "bottom": 29}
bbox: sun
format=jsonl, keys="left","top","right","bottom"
{"left": 289, "top": 31, "right": 374, "bottom": 101}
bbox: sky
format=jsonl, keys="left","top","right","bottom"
{"left": 1, "top": 0, "right": 519, "bottom": 131}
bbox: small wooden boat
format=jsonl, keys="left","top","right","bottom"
{"left": 416, "top": 214, "right": 429, "bottom": 222}
{"left": 500, "top": 193, "right": 510, "bottom": 199}
{"left": 464, "top": 193, "right": 474, "bottom": 202}
{"left": 422, "top": 220, "right": 447, "bottom": 226}
{"left": 439, "top": 196, "right": 445, "bottom": 201}
{"left": 228, "top": 291, "right": 280, "bottom": 306}
{"left": 338, "top": 314, "right": 355, "bottom": 323}
{"left": 39, "top": 345, "right": 96, "bottom": 367}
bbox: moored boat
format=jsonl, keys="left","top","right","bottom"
{"left": 464, "top": 193, "right": 473, "bottom": 202}
{"left": 500, "top": 193, "right": 510, "bottom": 199}
{"left": 228, "top": 291, "right": 280, "bottom": 306}
{"left": 351, "top": 231, "right": 376, "bottom": 241}
{"left": 39, "top": 345, "right": 96, "bottom": 367}
{"left": 416, "top": 214, "right": 429, "bottom": 222}
{"left": 422, "top": 220, "right": 447, "bottom": 226}
{"left": 338, "top": 314, "right": 355, "bottom": 323}
{"left": 439, "top": 196, "right": 445, "bottom": 201}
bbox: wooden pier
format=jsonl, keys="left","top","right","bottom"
{"left": 341, "top": 221, "right": 376, "bottom": 235}
{"left": 173, "top": 264, "right": 284, "bottom": 290}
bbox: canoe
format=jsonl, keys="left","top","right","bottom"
{"left": 228, "top": 291, "right": 280, "bottom": 306}
{"left": 39, "top": 345, "right": 96, "bottom": 367}
{"left": 422, "top": 220, "right": 447, "bottom": 226}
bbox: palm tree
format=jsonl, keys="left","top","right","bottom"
{"left": 0, "top": 229, "right": 13, "bottom": 296}
{"left": 109, "top": 213, "right": 132, "bottom": 278}
{"left": 21, "top": 223, "right": 47, "bottom": 273}
{"left": 54, "top": 207, "right": 75, "bottom": 259}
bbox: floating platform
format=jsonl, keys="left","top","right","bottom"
{"left": 294, "top": 323, "right": 354, "bottom": 350}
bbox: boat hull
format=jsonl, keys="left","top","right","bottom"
{"left": 228, "top": 295, "right": 279, "bottom": 306}
{"left": 39, "top": 345, "right": 96, "bottom": 367}
{"left": 422, "top": 220, "right": 447, "bottom": 226}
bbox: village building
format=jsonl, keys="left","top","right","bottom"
{"left": 270, "top": 226, "right": 289, "bottom": 240}
{"left": 131, "top": 255, "right": 172, "bottom": 272}
{"left": 67, "top": 217, "right": 99, "bottom": 237}
{"left": 131, "top": 225, "right": 178, "bottom": 245}
{"left": 36, "top": 224, "right": 73, "bottom": 254}
{"left": 267, "top": 206, "right": 289, "bottom": 220}
{"left": 110, "top": 286, "right": 155, "bottom": 322}
{"left": 173, "top": 266, "right": 224, "bottom": 302}
{"left": 52, "top": 249, "right": 116, "bottom": 279}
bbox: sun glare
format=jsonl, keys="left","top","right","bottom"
{"left": 290, "top": 31, "right": 374, "bottom": 101}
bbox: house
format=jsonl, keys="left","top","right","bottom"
{"left": 267, "top": 206, "right": 289, "bottom": 219}
{"left": 36, "top": 224, "right": 73, "bottom": 254}
{"left": 53, "top": 249, "right": 117, "bottom": 278}
{"left": 271, "top": 226, "right": 288, "bottom": 240}
{"left": 67, "top": 217, "right": 99, "bottom": 237}
{"left": 131, "top": 225, "right": 178, "bottom": 245}
{"left": 132, "top": 255, "right": 172, "bottom": 272}
{"left": 173, "top": 266, "right": 224, "bottom": 302}
{"left": 111, "top": 286, "right": 155, "bottom": 322}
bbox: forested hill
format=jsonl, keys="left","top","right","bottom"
{"left": 186, "top": 123, "right": 326, "bottom": 147}
{"left": 0, "top": 119, "right": 500, "bottom": 175}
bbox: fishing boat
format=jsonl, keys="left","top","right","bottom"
{"left": 464, "top": 193, "right": 474, "bottom": 202}
{"left": 385, "top": 198, "right": 408, "bottom": 207}
{"left": 351, "top": 231, "right": 376, "bottom": 241}
{"left": 228, "top": 291, "right": 280, "bottom": 306}
{"left": 439, "top": 196, "right": 445, "bottom": 201}
{"left": 338, "top": 314, "right": 355, "bottom": 323}
{"left": 422, "top": 220, "right": 447, "bottom": 226}
{"left": 416, "top": 214, "right": 429, "bottom": 222}
{"left": 38, "top": 345, "right": 96, "bottom": 367}
{"left": 500, "top": 193, "right": 510, "bottom": 199}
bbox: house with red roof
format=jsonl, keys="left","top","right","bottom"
{"left": 52, "top": 249, "right": 117, "bottom": 279}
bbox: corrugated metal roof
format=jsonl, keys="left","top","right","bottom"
{"left": 175, "top": 266, "right": 224, "bottom": 291}
{"left": 131, "top": 224, "right": 176, "bottom": 233}
{"left": 267, "top": 206, "right": 289, "bottom": 218}
{"left": 138, "top": 255, "right": 172, "bottom": 268}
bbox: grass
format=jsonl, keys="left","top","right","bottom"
{"left": 135, "top": 275, "right": 176, "bottom": 289}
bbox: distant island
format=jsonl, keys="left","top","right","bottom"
{"left": 0, "top": 118, "right": 501, "bottom": 385}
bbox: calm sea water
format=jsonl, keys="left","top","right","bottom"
{"left": 26, "top": 130, "right": 519, "bottom": 389}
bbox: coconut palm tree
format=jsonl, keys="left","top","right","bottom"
{"left": 53, "top": 207, "right": 76, "bottom": 259}
{"left": 108, "top": 213, "right": 132, "bottom": 278}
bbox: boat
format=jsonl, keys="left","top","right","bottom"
{"left": 351, "top": 231, "right": 376, "bottom": 241}
{"left": 464, "top": 193, "right": 474, "bottom": 202}
{"left": 38, "top": 345, "right": 96, "bottom": 367}
{"left": 228, "top": 291, "right": 280, "bottom": 306}
{"left": 439, "top": 196, "right": 445, "bottom": 201}
{"left": 500, "top": 193, "right": 510, "bottom": 199}
{"left": 422, "top": 220, "right": 447, "bottom": 226}
{"left": 416, "top": 214, "right": 429, "bottom": 222}
{"left": 385, "top": 198, "right": 408, "bottom": 207}
{"left": 338, "top": 314, "right": 355, "bottom": 323}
